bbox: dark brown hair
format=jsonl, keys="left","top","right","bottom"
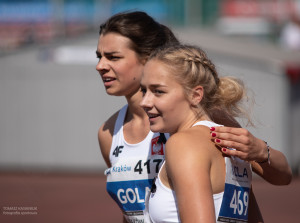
{"left": 99, "top": 11, "right": 179, "bottom": 61}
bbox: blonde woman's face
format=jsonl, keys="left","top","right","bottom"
{"left": 140, "top": 60, "right": 195, "bottom": 135}
{"left": 96, "top": 33, "right": 145, "bottom": 97}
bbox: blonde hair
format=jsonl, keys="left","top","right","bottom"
{"left": 148, "top": 44, "right": 250, "bottom": 122}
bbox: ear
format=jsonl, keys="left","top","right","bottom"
{"left": 140, "top": 57, "right": 148, "bottom": 65}
{"left": 190, "top": 85, "right": 203, "bottom": 106}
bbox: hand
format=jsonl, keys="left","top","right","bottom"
{"left": 210, "top": 126, "right": 268, "bottom": 162}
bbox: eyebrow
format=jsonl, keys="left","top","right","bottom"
{"left": 140, "top": 83, "right": 167, "bottom": 88}
{"left": 95, "top": 50, "right": 120, "bottom": 56}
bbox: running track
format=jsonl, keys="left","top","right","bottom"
{"left": 0, "top": 172, "right": 299, "bottom": 223}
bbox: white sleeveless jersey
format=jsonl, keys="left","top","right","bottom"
{"left": 147, "top": 120, "right": 252, "bottom": 223}
{"left": 105, "top": 105, "right": 168, "bottom": 223}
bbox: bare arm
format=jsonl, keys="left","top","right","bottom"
{"left": 210, "top": 126, "right": 292, "bottom": 185}
{"left": 166, "top": 130, "right": 218, "bottom": 222}
{"left": 98, "top": 111, "right": 119, "bottom": 168}
{"left": 99, "top": 111, "right": 126, "bottom": 223}
{"left": 210, "top": 109, "right": 292, "bottom": 185}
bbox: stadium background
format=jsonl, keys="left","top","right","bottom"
{"left": 1, "top": 0, "right": 300, "bottom": 222}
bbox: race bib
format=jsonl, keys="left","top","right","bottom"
{"left": 105, "top": 157, "right": 164, "bottom": 223}
{"left": 107, "top": 179, "right": 151, "bottom": 223}
{"left": 217, "top": 157, "right": 252, "bottom": 223}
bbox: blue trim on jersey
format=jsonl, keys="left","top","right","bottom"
{"left": 107, "top": 179, "right": 153, "bottom": 212}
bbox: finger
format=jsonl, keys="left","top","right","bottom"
{"left": 210, "top": 126, "right": 249, "bottom": 136}
{"left": 214, "top": 138, "right": 248, "bottom": 153}
{"left": 211, "top": 132, "right": 250, "bottom": 146}
{"left": 221, "top": 148, "right": 250, "bottom": 161}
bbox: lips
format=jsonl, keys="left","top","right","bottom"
{"left": 103, "top": 77, "right": 116, "bottom": 82}
{"left": 148, "top": 113, "right": 159, "bottom": 118}
{"left": 102, "top": 77, "right": 116, "bottom": 87}
{"left": 147, "top": 113, "right": 160, "bottom": 122}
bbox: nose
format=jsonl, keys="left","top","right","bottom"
{"left": 96, "top": 57, "right": 109, "bottom": 75}
{"left": 140, "top": 91, "right": 153, "bottom": 111}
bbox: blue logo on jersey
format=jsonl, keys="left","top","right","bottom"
{"left": 107, "top": 179, "right": 152, "bottom": 212}
{"left": 112, "top": 165, "right": 131, "bottom": 173}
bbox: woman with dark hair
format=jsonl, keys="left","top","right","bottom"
{"left": 97, "top": 11, "right": 179, "bottom": 222}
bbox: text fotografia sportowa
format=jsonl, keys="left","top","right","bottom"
{"left": 2, "top": 206, "right": 38, "bottom": 215}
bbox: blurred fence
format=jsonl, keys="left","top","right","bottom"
{"left": 0, "top": 0, "right": 184, "bottom": 53}
{"left": 1, "top": 0, "right": 300, "bottom": 53}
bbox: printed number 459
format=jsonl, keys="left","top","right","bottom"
{"left": 230, "top": 189, "right": 249, "bottom": 216}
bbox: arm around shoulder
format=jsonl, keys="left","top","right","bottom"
{"left": 251, "top": 143, "right": 292, "bottom": 185}
{"left": 210, "top": 126, "right": 292, "bottom": 185}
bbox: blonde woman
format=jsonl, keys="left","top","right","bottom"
{"left": 140, "top": 44, "right": 289, "bottom": 222}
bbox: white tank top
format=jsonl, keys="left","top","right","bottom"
{"left": 105, "top": 105, "right": 168, "bottom": 223}
{"left": 147, "top": 121, "right": 252, "bottom": 223}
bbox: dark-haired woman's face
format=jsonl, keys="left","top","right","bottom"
{"left": 96, "top": 33, "right": 145, "bottom": 97}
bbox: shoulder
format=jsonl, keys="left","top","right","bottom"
{"left": 165, "top": 125, "right": 222, "bottom": 200}
{"left": 98, "top": 110, "right": 119, "bottom": 139}
{"left": 166, "top": 125, "right": 214, "bottom": 155}
{"left": 165, "top": 125, "right": 217, "bottom": 169}
{"left": 98, "top": 110, "right": 120, "bottom": 167}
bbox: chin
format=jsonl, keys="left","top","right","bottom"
{"left": 105, "top": 88, "right": 114, "bottom": 95}
{"left": 149, "top": 125, "right": 161, "bottom": 133}
{"left": 105, "top": 89, "right": 122, "bottom": 96}
{"left": 150, "top": 125, "right": 167, "bottom": 134}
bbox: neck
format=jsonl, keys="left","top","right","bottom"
{"left": 125, "top": 90, "right": 149, "bottom": 123}
{"left": 171, "top": 113, "right": 211, "bottom": 136}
